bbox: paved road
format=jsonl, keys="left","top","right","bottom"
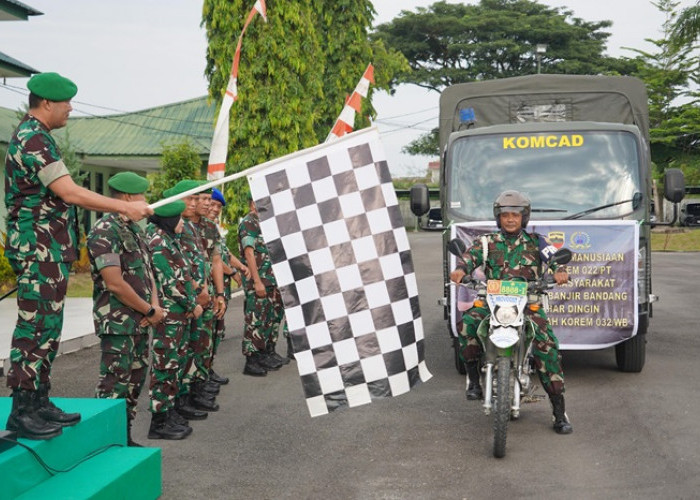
{"left": 11, "top": 231, "right": 700, "bottom": 499}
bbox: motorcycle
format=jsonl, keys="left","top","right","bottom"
{"left": 447, "top": 238, "right": 572, "bottom": 458}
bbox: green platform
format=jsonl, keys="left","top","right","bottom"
{"left": 0, "top": 398, "right": 161, "bottom": 500}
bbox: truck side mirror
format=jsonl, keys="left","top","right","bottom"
{"left": 664, "top": 168, "right": 685, "bottom": 204}
{"left": 410, "top": 183, "right": 430, "bottom": 217}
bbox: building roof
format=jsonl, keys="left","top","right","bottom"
{"left": 0, "top": 96, "right": 218, "bottom": 171}
{"left": 0, "top": 0, "right": 42, "bottom": 21}
{"left": 0, "top": 49, "right": 38, "bottom": 77}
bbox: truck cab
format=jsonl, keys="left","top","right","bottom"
{"left": 411, "top": 74, "right": 685, "bottom": 373}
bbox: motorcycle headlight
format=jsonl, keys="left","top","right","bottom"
{"left": 494, "top": 305, "right": 518, "bottom": 325}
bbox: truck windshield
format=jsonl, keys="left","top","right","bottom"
{"left": 447, "top": 131, "right": 642, "bottom": 220}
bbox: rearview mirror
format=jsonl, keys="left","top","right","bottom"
{"left": 447, "top": 238, "right": 467, "bottom": 258}
{"left": 551, "top": 248, "right": 572, "bottom": 266}
{"left": 664, "top": 168, "right": 685, "bottom": 204}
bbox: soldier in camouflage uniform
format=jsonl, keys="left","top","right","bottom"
{"left": 3, "top": 73, "right": 150, "bottom": 441}
{"left": 88, "top": 172, "right": 165, "bottom": 446}
{"left": 207, "top": 188, "right": 249, "bottom": 385}
{"left": 192, "top": 190, "right": 227, "bottom": 389}
{"left": 167, "top": 181, "right": 219, "bottom": 412}
{"left": 145, "top": 200, "right": 203, "bottom": 440}
{"left": 450, "top": 190, "right": 573, "bottom": 434}
{"left": 238, "top": 195, "right": 287, "bottom": 376}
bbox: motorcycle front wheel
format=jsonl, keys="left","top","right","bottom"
{"left": 493, "top": 356, "right": 511, "bottom": 458}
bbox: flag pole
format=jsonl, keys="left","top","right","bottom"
{"left": 149, "top": 126, "right": 379, "bottom": 210}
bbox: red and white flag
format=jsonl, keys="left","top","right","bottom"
{"left": 207, "top": 0, "right": 267, "bottom": 180}
{"left": 326, "top": 63, "right": 374, "bottom": 142}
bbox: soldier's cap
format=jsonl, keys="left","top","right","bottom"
{"left": 168, "top": 179, "right": 203, "bottom": 197}
{"left": 153, "top": 200, "right": 186, "bottom": 218}
{"left": 27, "top": 72, "right": 78, "bottom": 101}
{"left": 211, "top": 188, "right": 226, "bottom": 206}
{"left": 108, "top": 171, "right": 149, "bottom": 194}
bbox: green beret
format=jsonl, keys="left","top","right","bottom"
{"left": 154, "top": 200, "right": 185, "bottom": 218}
{"left": 108, "top": 171, "right": 149, "bottom": 194}
{"left": 168, "top": 179, "right": 202, "bottom": 196}
{"left": 27, "top": 72, "right": 78, "bottom": 101}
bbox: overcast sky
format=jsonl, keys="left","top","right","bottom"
{"left": 0, "top": 0, "right": 696, "bottom": 176}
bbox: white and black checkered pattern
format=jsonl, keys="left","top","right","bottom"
{"left": 248, "top": 128, "right": 432, "bottom": 417}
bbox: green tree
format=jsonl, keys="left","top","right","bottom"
{"left": 202, "top": 0, "right": 408, "bottom": 248}
{"left": 624, "top": 0, "right": 700, "bottom": 180}
{"left": 373, "top": 0, "right": 636, "bottom": 156}
{"left": 149, "top": 139, "right": 203, "bottom": 202}
{"left": 669, "top": 0, "right": 700, "bottom": 47}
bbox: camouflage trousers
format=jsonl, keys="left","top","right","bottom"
{"left": 241, "top": 286, "right": 277, "bottom": 356}
{"left": 95, "top": 333, "right": 149, "bottom": 420}
{"left": 5, "top": 259, "right": 70, "bottom": 391}
{"left": 212, "top": 301, "right": 228, "bottom": 358}
{"left": 270, "top": 287, "right": 288, "bottom": 342}
{"left": 459, "top": 305, "right": 565, "bottom": 396}
{"left": 182, "top": 309, "right": 214, "bottom": 389}
{"left": 149, "top": 321, "right": 187, "bottom": 414}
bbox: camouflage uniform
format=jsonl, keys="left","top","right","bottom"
{"left": 4, "top": 114, "right": 77, "bottom": 391}
{"left": 145, "top": 224, "right": 197, "bottom": 414}
{"left": 213, "top": 240, "right": 233, "bottom": 356}
{"left": 179, "top": 219, "right": 211, "bottom": 388}
{"left": 195, "top": 216, "right": 222, "bottom": 367}
{"left": 88, "top": 213, "right": 154, "bottom": 419}
{"left": 238, "top": 211, "right": 277, "bottom": 356}
{"left": 456, "top": 230, "right": 565, "bottom": 396}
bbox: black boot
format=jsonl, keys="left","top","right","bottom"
{"left": 127, "top": 416, "right": 142, "bottom": 447}
{"left": 169, "top": 405, "right": 189, "bottom": 427}
{"left": 201, "top": 379, "right": 220, "bottom": 395}
{"left": 36, "top": 383, "right": 81, "bottom": 426}
{"left": 190, "top": 383, "right": 220, "bottom": 412}
{"left": 550, "top": 394, "right": 573, "bottom": 434}
{"left": 209, "top": 368, "right": 229, "bottom": 385}
{"left": 243, "top": 355, "right": 267, "bottom": 377}
{"left": 267, "top": 343, "right": 290, "bottom": 366}
{"left": 286, "top": 335, "right": 295, "bottom": 361}
{"left": 465, "top": 361, "right": 483, "bottom": 401}
{"left": 175, "top": 396, "right": 208, "bottom": 421}
{"left": 147, "top": 411, "right": 191, "bottom": 440}
{"left": 5, "top": 389, "right": 63, "bottom": 440}
{"left": 257, "top": 352, "right": 283, "bottom": 371}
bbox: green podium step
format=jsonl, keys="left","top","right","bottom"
{"left": 0, "top": 397, "right": 161, "bottom": 499}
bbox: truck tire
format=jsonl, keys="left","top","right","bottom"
{"left": 615, "top": 333, "right": 646, "bottom": 372}
{"left": 493, "top": 357, "right": 511, "bottom": 459}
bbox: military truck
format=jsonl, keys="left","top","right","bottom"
{"left": 410, "top": 74, "right": 685, "bottom": 373}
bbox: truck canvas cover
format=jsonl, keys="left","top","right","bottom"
{"left": 439, "top": 74, "right": 650, "bottom": 152}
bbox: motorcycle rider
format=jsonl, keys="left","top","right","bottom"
{"left": 449, "top": 190, "right": 573, "bottom": 434}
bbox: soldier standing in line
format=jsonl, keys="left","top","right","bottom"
{"left": 145, "top": 200, "right": 203, "bottom": 440}
{"left": 4, "top": 72, "right": 151, "bottom": 441}
{"left": 238, "top": 194, "right": 287, "bottom": 376}
{"left": 88, "top": 172, "right": 164, "bottom": 446}
{"left": 207, "top": 188, "right": 250, "bottom": 385}
{"left": 191, "top": 188, "right": 227, "bottom": 393}
{"left": 167, "top": 180, "right": 219, "bottom": 413}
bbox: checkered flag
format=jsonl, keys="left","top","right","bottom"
{"left": 248, "top": 127, "right": 432, "bottom": 417}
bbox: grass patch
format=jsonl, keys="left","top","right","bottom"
{"left": 66, "top": 271, "right": 94, "bottom": 298}
{"left": 0, "top": 271, "right": 94, "bottom": 299}
{"left": 651, "top": 228, "right": 700, "bottom": 251}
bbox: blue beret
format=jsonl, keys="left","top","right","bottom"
{"left": 108, "top": 172, "right": 149, "bottom": 194}
{"left": 27, "top": 72, "right": 78, "bottom": 101}
{"left": 211, "top": 188, "right": 226, "bottom": 206}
